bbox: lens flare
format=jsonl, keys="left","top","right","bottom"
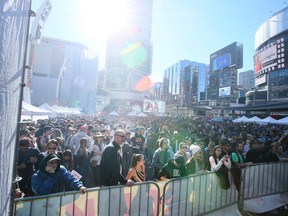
{"left": 134, "top": 76, "right": 154, "bottom": 92}
{"left": 120, "top": 42, "right": 147, "bottom": 68}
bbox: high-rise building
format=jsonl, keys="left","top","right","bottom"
{"left": 31, "top": 37, "right": 99, "bottom": 114}
{"left": 163, "top": 60, "right": 208, "bottom": 107}
{"left": 103, "top": 0, "right": 153, "bottom": 113}
{"left": 208, "top": 42, "right": 243, "bottom": 105}
{"left": 238, "top": 70, "right": 255, "bottom": 91}
{"left": 163, "top": 60, "right": 191, "bottom": 104}
{"left": 253, "top": 6, "right": 288, "bottom": 104}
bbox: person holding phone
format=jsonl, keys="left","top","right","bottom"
{"left": 209, "top": 145, "right": 231, "bottom": 190}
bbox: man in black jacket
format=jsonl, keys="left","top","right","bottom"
{"left": 99, "top": 129, "right": 134, "bottom": 186}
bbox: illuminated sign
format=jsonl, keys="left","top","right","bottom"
{"left": 219, "top": 86, "right": 231, "bottom": 98}
{"left": 210, "top": 42, "right": 243, "bottom": 72}
{"left": 254, "top": 37, "right": 286, "bottom": 76}
{"left": 255, "top": 74, "right": 267, "bottom": 86}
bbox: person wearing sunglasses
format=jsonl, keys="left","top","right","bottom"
{"left": 32, "top": 153, "right": 87, "bottom": 195}
{"left": 99, "top": 129, "right": 134, "bottom": 187}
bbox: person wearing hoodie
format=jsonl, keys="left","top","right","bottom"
{"left": 31, "top": 154, "right": 87, "bottom": 195}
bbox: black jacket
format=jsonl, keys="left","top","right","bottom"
{"left": 158, "top": 159, "right": 187, "bottom": 179}
{"left": 99, "top": 141, "right": 127, "bottom": 186}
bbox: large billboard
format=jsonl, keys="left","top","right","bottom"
{"left": 210, "top": 42, "right": 243, "bottom": 72}
{"left": 143, "top": 100, "right": 165, "bottom": 113}
{"left": 219, "top": 86, "right": 231, "bottom": 98}
{"left": 208, "top": 73, "right": 219, "bottom": 99}
{"left": 254, "top": 36, "right": 286, "bottom": 77}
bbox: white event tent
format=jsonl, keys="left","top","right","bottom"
{"left": 232, "top": 116, "right": 249, "bottom": 123}
{"left": 38, "top": 103, "right": 59, "bottom": 117}
{"left": 273, "top": 116, "right": 288, "bottom": 125}
{"left": 109, "top": 111, "right": 120, "bottom": 116}
{"left": 136, "top": 112, "right": 148, "bottom": 117}
{"left": 232, "top": 116, "right": 288, "bottom": 125}
{"left": 244, "top": 116, "right": 262, "bottom": 123}
{"left": 21, "top": 101, "right": 50, "bottom": 121}
{"left": 257, "top": 116, "right": 277, "bottom": 124}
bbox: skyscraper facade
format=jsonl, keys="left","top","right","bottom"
{"left": 31, "top": 37, "right": 99, "bottom": 113}
{"left": 103, "top": 0, "right": 153, "bottom": 113}
{"left": 238, "top": 70, "right": 255, "bottom": 92}
{"left": 163, "top": 60, "right": 207, "bottom": 107}
{"left": 254, "top": 6, "right": 288, "bottom": 103}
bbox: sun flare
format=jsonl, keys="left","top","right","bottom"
{"left": 78, "top": 0, "right": 129, "bottom": 39}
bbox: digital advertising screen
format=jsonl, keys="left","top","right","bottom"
{"left": 143, "top": 100, "right": 157, "bottom": 112}
{"left": 219, "top": 86, "right": 231, "bottom": 98}
{"left": 219, "top": 70, "right": 232, "bottom": 87}
{"left": 210, "top": 42, "right": 243, "bottom": 72}
{"left": 143, "top": 100, "right": 165, "bottom": 113}
{"left": 212, "top": 53, "right": 232, "bottom": 71}
{"left": 255, "top": 74, "right": 267, "bottom": 86}
{"left": 254, "top": 36, "right": 286, "bottom": 77}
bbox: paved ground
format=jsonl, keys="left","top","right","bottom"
{"left": 245, "top": 205, "right": 288, "bottom": 216}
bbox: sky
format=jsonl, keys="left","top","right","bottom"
{"left": 32, "top": 0, "right": 288, "bottom": 82}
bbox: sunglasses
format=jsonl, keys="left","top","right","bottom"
{"left": 48, "top": 147, "right": 57, "bottom": 150}
{"left": 117, "top": 134, "right": 126, "bottom": 138}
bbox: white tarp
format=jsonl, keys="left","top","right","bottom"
{"left": 21, "top": 101, "right": 50, "bottom": 116}
{"left": 232, "top": 116, "right": 249, "bottom": 123}
{"left": 243, "top": 116, "right": 262, "bottom": 123}
{"left": 136, "top": 112, "right": 147, "bottom": 117}
{"left": 273, "top": 116, "right": 288, "bottom": 125}
{"left": 38, "top": 103, "right": 58, "bottom": 117}
{"left": 109, "top": 111, "right": 120, "bottom": 116}
{"left": 257, "top": 116, "right": 277, "bottom": 124}
{"left": 127, "top": 112, "right": 136, "bottom": 116}
{"left": 51, "top": 105, "right": 70, "bottom": 115}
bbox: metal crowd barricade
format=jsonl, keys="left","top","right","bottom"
{"left": 14, "top": 162, "right": 288, "bottom": 215}
{"left": 239, "top": 161, "right": 288, "bottom": 214}
{"left": 160, "top": 172, "right": 238, "bottom": 216}
{"left": 14, "top": 181, "right": 160, "bottom": 216}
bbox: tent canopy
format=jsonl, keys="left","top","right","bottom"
{"left": 22, "top": 101, "right": 50, "bottom": 116}
{"left": 136, "top": 112, "right": 147, "bottom": 117}
{"left": 273, "top": 116, "right": 288, "bottom": 125}
{"left": 109, "top": 111, "right": 120, "bottom": 116}
{"left": 232, "top": 116, "right": 249, "bottom": 123}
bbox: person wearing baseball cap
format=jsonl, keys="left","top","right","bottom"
{"left": 158, "top": 154, "right": 187, "bottom": 181}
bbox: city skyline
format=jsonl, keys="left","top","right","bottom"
{"left": 32, "top": 0, "right": 288, "bottom": 82}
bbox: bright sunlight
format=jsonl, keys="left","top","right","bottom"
{"left": 78, "top": 0, "right": 129, "bottom": 39}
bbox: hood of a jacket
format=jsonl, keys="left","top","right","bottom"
{"left": 39, "top": 153, "right": 60, "bottom": 172}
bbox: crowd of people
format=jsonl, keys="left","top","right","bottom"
{"left": 16, "top": 115, "right": 288, "bottom": 197}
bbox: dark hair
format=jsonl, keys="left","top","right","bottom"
{"left": 213, "top": 145, "right": 222, "bottom": 159}
{"left": 43, "top": 126, "right": 52, "bottom": 132}
{"left": 159, "top": 138, "right": 167, "bottom": 148}
{"left": 130, "top": 154, "right": 143, "bottom": 168}
{"left": 48, "top": 139, "right": 59, "bottom": 146}
{"left": 63, "top": 149, "right": 73, "bottom": 157}
{"left": 235, "top": 137, "right": 243, "bottom": 144}
{"left": 19, "top": 138, "right": 30, "bottom": 146}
